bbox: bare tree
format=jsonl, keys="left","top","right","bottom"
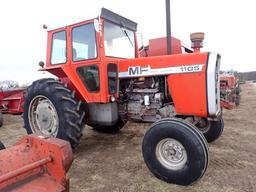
{"left": 0, "top": 80, "right": 19, "bottom": 90}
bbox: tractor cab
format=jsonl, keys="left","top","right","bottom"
{"left": 42, "top": 8, "right": 139, "bottom": 103}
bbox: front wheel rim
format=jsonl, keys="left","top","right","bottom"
{"left": 156, "top": 138, "right": 187, "bottom": 170}
{"left": 28, "top": 95, "right": 59, "bottom": 137}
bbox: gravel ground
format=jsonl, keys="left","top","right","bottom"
{"left": 0, "top": 83, "right": 255, "bottom": 192}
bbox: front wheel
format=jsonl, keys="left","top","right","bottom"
{"left": 196, "top": 117, "right": 224, "bottom": 143}
{"left": 142, "top": 118, "right": 208, "bottom": 185}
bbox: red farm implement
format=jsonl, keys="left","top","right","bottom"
{"left": 0, "top": 88, "right": 25, "bottom": 114}
{"left": 220, "top": 73, "right": 241, "bottom": 109}
{"left": 0, "top": 135, "right": 73, "bottom": 192}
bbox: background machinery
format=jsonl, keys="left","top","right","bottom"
{"left": 0, "top": 88, "right": 25, "bottom": 127}
{"left": 0, "top": 88, "right": 25, "bottom": 115}
{"left": 220, "top": 72, "right": 241, "bottom": 109}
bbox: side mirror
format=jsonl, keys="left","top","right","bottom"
{"left": 39, "top": 61, "right": 45, "bottom": 68}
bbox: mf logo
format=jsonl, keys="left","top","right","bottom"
{"left": 128, "top": 65, "right": 151, "bottom": 76}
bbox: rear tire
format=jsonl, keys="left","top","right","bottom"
{"left": 142, "top": 118, "right": 208, "bottom": 185}
{"left": 23, "top": 78, "right": 85, "bottom": 149}
{"left": 0, "top": 112, "right": 3, "bottom": 127}
{"left": 196, "top": 117, "right": 224, "bottom": 143}
{"left": 92, "top": 119, "right": 126, "bottom": 133}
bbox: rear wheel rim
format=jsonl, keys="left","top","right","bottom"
{"left": 28, "top": 95, "right": 59, "bottom": 137}
{"left": 156, "top": 138, "right": 187, "bottom": 170}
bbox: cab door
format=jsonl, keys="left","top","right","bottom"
{"left": 66, "top": 21, "right": 106, "bottom": 103}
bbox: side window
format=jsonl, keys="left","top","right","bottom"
{"left": 72, "top": 23, "right": 97, "bottom": 61}
{"left": 107, "top": 64, "right": 118, "bottom": 94}
{"left": 51, "top": 31, "right": 67, "bottom": 64}
{"left": 77, "top": 65, "right": 100, "bottom": 92}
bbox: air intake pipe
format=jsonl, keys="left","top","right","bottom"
{"left": 166, "top": 0, "right": 172, "bottom": 55}
{"left": 190, "top": 32, "right": 205, "bottom": 52}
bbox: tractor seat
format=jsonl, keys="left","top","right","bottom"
{"left": 73, "top": 48, "right": 84, "bottom": 61}
{"left": 84, "top": 71, "right": 98, "bottom": 91}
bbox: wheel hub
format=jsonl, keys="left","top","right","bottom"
{"left": 156, "top": 138, "right": 187, "bottom": 170}
{"left": 29, "top": 95, "right": 59, "bottom": 137}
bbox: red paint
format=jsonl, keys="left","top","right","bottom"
{"left": 0, "top": 88, "right": 25, "bottom": 114}
{"left": 119, "top": 53, "right": 209, "bottom": 117}
{"left": 0, "top": 135, "right": 73, "bottom": 191}
{"left": 140, "top": 37, "right": 185, "bottom": 57}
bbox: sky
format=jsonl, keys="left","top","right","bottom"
{"left": 0, "top": 0, "right": 255, "bottom": 84}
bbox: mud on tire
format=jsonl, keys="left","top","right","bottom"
{"left": 142, "top": 118, "right": 208, "bottom": 185}
{"left": 23, "top": 78, "right": 85, "bottom": 149}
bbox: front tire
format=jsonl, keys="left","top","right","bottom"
{"left": 23, "top": 78, "right": 85, "bottom": 149}
{"left": 142, "top": 118, "right": 208, "bottom": 185}
{"left": 196, "top": 117, "right": 224, "bottom": 143}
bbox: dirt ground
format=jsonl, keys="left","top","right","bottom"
{"left": 0, "top": 83, "right": 256, "bottom": 192}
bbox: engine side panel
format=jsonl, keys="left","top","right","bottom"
{"left": 119, "top": 52, "right": 210, "bottom": 117}
{"left": 167, "top": 70, "right": 207, "bottom": 117}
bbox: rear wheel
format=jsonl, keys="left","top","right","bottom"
{"left": 92, "top": 118, "right": 126, "bottom": 133}
{"left": 142, "top": 118, "right": 208, "bottom": 185}
{"left": 23, "top": 78, "right": 85, "bottom": 149}
{"left": 196, "top": 117, "right": 224, "bottom": 143}
{"left": 0, "top": 112, "right": 3, "bottom": 127}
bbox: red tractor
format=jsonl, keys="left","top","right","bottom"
{"left": 220, "top": 72, "right": 241, "bottom": 108}
{"left": 22, "top": 8, "right": 222, "bottom": 185}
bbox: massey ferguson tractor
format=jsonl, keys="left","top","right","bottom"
{"left": 22, "top": 8, "right": 222, "bottom": 185}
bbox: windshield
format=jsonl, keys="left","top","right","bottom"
{"left": 104, "top": 21, "right": 135, "bottom": 58}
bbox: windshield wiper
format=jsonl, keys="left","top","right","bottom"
{"left": 120, "top": 27, "right": 133, "bottom": 47}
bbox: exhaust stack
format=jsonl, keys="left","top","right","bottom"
{"left": 166, "top": 0, "right": 172, "bottom": 55}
